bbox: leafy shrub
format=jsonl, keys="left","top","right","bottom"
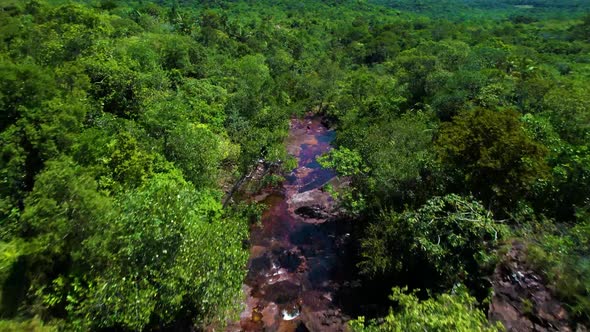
{"left": 526, "top": 212, "right": 590, "bottom": 323}
{"left": 359, "top": 194, "right": 508, "bottom": 290}
{"left": 350, "top": 285, "right": 504, "bottom": 332}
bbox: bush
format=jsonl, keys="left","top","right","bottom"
{"left": 359, "top": 194, "right": 508, "bottom": 290}
{"left": 350, "top": 285, "right": 504, "bottom": 332}
{"left": 526, "top": 212, "right": 590, "bottom": 323}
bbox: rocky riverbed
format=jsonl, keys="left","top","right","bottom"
{"left": 231, "top": 115, "right": 352, "bottom": 332}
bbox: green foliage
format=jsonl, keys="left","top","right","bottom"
{"left": 0, "top": 0, "right": 258, "bottom": 328}
{"left": 325, "top": 68, "right": 437, "bottom": 209}
{"left": 15, "top": 169, "right": 247, "bottom": 330}
{"left": 15, "top": 158, "right": 112, "bottom": 320}
{"left": 542, "top": 85, "right": 590, "bottom": 146}
{"left": 526, "top": 211, "right": 590, "bottom": 322}
{"left": 165, "top": 123, "right": 230, "bottom": 189}
{"left": 436, "top": 108, "right": 549, "bottom": 206}
{"left": 0, "top": 317, "right": 58, "bottom": 332}
{"left": 359, "top": 112, "right": 436, "bottom": 207}
{"left": 318, "top": 147, "right": 368, "bottom": 214}
{"left": 326, "top": 108, "right": 438, "bottom": 211}
{"left": 72, "top": 172, "right": 248, "bottom": 329}
{"left": 0, "top": 59, "right": 55, "bottom": 131}
{"left": 318, "top": 147, "right": 368, "bottom": 178}
{"left": 107, "top": 131, "right": 155, "bottom": 188}
{"left": 359, "top": 195, "right": 507, "bottom": 290}
{"left": 350, "top": 285, "right": 504, "bottom": 332}
{"left": 21, "top": 157, "right": 111, "bottom": 258}
{"left": 0, "top": 239, "right": 23, "bottom": 287}
{"left": 522, "top": 113, "right": 590, "bottom": 219}
{"left": 0, "top": 0, "right": 589, "bottom": 329}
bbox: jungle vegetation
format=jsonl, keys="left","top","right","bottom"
{"left": 0, "top": 0, "right": 589, "bottom": 330}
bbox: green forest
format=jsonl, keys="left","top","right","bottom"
{"left": 0, "top": 0, "right": 589, "bottom": 330}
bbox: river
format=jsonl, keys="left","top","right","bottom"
{"left": 233, "top": 115, "right": 351, "bottom": 331}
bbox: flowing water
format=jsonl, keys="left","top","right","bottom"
{"left": 233, "top": 115, "right": 350, "bottom": 331}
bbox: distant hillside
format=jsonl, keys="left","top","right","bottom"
{"left": 369, "top": 0, "right": 590, "bottom": 20}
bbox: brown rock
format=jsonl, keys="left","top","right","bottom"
{"left": 489, "top": 241, "right": 579, "bottom": 332}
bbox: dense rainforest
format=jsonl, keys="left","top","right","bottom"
{"left": 0, "top": 0, "right": 589, "bottom": 330}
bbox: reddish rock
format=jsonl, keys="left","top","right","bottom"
{"left": 489, "top": 241, "right": 583, "bottom": 331}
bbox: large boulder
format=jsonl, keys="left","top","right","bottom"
{"left": 295, "top": 205, "right": 331, "bottom": 219}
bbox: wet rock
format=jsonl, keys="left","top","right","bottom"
{"left": 290, "top": 189, "right": 327, "bottom": 208}
{"left": 295, "top": 205, "right": 331, "bottom": 219}
{"left": 246, "top": 255, "right": 273, "bottom": 282}
{"left": 252, "top": 308, "right": 263, "bottom": 323}
{"left": 301, "top": 307, "right": 348, "bottom": 332}
{"left": 267, "top": 267, "right": 290, "bottom": 285}
{"left": 295, "top": 321, "right": 310, "bottom": 332}
{"left": 278, "top": 248, "right": 304, "bottom": 272}
{"left": 277, "top": 319, "right": 304, "bottom": 332}
{"left": 263, "top": 280, "right": 301, "bottom": 304}
{"left": 250, "top": 245, "right": 267, "bottom": 259}
{"left": 296, "top": 257, "right": 308, "bottom": 273}
{"left": 253, "top": 192, "right": 271, "bottom": 202}
{"left": 261, "top": 302, "right": 280, "bottom": 328}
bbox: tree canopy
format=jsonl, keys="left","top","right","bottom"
{"left": 0, "top": 0, "right": 589, "bottom": 330}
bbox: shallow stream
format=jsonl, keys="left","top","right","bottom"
{"left": 235, "top": 115, "right": 350, "bottom": 331}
